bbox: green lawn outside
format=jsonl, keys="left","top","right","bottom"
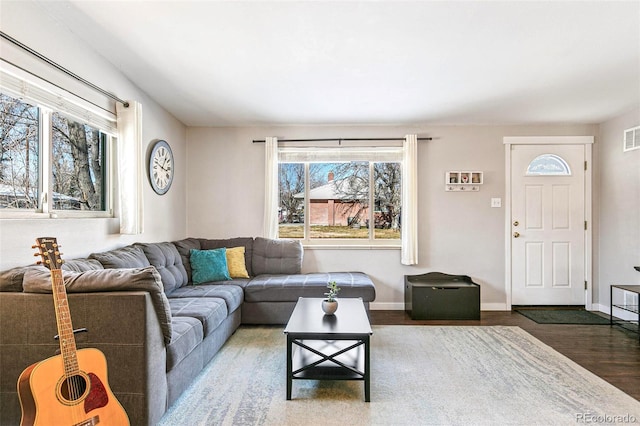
{"left": 279, "top": 225, "right": 400, "bottom": 240}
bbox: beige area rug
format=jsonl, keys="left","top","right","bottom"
{"left": 158, "top": 326, "right": 640, "bottom": 425}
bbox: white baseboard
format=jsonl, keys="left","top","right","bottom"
{"left": 370, "top": 302, "right": 404, "bottom": 311}
{"left": 481, "top": 303, "right": 509, "bottom": 311}
{"left": 593, "top": 303, "right": 638, "bottom": 321}
{"left": 369, "top": 302, "right": 509, "bottom": 311}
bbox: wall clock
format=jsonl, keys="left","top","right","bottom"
{"left": 149, "top": 140, "right": 174, "bottom": 195}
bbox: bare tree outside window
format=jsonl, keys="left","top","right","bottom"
{"left": 374, "top": 162, "right": 401, "bottom": 238}
{"left": 52, "top": 113, "right": 105, "bottom": 210}
{"left": 0, "top": 93, "right": 39, "bottom": 209}
{"left": 278, "top": 163, "right": 305, "bottom": 238}
{"left": 0, "top": 92, "right": 107, "bottom": 212}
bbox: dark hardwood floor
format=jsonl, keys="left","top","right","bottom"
{"left": 369, "top": 310, "right": 640, "bottom": 401}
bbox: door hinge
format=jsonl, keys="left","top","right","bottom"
{"left": 584, "top": 221, "right": 588, "bottom": 230}
{"left": 584, "top": 161, "right": 588, "bottom": 171}
{"left": 585, "top": 281, "right": 588, "bottom": 290}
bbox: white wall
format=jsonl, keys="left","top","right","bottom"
{"left": 596, "top": 107, "right": 640, "bottom": 311}
{"left": 187, "top": 124, "right": 597, "bottom": 309}
{"left": 0, "top": 1, "right": 187, "bottom": 269}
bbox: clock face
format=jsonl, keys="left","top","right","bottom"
{"left": 149, "top": 140, "right": 173, "bottom": 194}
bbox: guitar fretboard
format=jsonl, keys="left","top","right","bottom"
{"left": 50, "top": 269, "right": 79, "bottom": 377}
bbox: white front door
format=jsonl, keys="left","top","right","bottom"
{"left": 511, "top": 144, "right": 586, "bottom": 305}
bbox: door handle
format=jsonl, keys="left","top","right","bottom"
{"left": 513, "top": 232, "right": 520, "bottom": 238}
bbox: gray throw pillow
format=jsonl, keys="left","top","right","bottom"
{"left": 0, "top": 258, "right": 103, "bottom": 292}
{"left": 22, "top": 266, "right": 173, "bottom": 344}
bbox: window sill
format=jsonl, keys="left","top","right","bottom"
{"left": 0, "top": 211, "right": 113, "bottom": 220}
{"left": 302, "top": 244, "right": 401, "bottom": 250}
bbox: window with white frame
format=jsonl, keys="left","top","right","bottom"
{"left": 0, "top": 76, "right": 116, "bottom": 217}
{"left": 277, "top": 146, "right": 403, "bottom": 245}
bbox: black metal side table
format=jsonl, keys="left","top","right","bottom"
{"left": 610, "top": 284, "right": 640, "bottom": 342}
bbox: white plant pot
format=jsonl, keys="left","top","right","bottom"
{"left": 322, "top": 300, "right": 338, "bottom": 315}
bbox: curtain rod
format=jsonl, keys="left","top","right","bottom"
{"left": 253, "top": 137, "right": 432, "bottom": 144}
{"left": 0, "top": 31, "right": 129, "bottom": 108}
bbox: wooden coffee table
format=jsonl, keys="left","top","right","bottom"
{"left": 284, "top": 297, "right": 373, "bottom": 402}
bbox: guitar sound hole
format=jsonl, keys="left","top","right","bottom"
{"left": 60, "top": 374, "right": 88, "bottom": 402}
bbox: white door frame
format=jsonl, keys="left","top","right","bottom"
{"left": 504, "top": 136, "right": 593, "bottom": 310}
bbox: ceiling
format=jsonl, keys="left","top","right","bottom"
{"left": 38, "top": 1, "right": 640, "bottom": 127}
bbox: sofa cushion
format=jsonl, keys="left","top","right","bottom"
{"left": 190, "top": 249, "right": 231, "bottom": 284}
{"left": 22, "top": 266, "right": 173, "bottom": 344}
{"left": 90, "top": 245, "right": 151, "bottom": 269}
{"left": 244, "top": 272, "right": 376, "bottom": 303}
{"left": 136, "top": 242, "right": 188, "bottom": 295}
{"left": 172, "top": 237, "right": 201, "bottom": 284}
{"left": 168, "top": 284, "right": 244, "bottom": 314}
{"left": 200, "top": 237, "right": 254, "bottom": 277}
{"left": 166, "top": 316, "right": 203, "bottom": 372}
{"left": 168, "top": 297, "right": 228, "bottom": 337}
{"left": 0, "top": 259, "right": 103, "bottom": 292}
{"left": 252, "top": 237, "right": 302, "bottom": 276}
{"left": 226, "top": 247, "right": 250, "bottom": 279}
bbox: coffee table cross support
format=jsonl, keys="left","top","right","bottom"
{"left": 291, "top": 339, "right": 365, "bottom": 378}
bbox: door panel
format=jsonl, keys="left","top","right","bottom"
{"left": 525, "top": 242, "right": 543, "bottom": 287}
{"left": 552, "top": 242, "right": 570, "bottom": 287}
{"left": 511, "top": 144, "right": 585, "bottom": 305}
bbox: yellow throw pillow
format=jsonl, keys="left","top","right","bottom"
{"left": 226, "top": 246, "right": 250, "bottom": 278}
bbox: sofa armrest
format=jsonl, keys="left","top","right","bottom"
{"left": 0, "top": 291, "right": 166, "bottom": 426}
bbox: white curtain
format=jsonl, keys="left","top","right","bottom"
{"left": 401, "top": 134, "right": 418, "bottom": 265}
{"left": 116, "top": 101, "right": 143, "bottom": 235}
{"left": 263, "top": 136, "right": 279, "bottom": 239}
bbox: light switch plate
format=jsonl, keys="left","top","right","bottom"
{"left": 491, "top": 198, "right": 502, "bottom": 208}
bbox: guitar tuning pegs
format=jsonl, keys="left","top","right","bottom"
{"left": 31, "top": 244, "right": 38, "bottom": 249}
{"left": 33, "top": 253, "right": 40, "bottom": 257}
{"left": 36, "top": 261, "right": 42, "bottom": 265}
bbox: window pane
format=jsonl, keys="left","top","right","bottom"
{"left": 374, "top": 162, "right": 401, "bottom": 239}
{"left": 52, "top": 113, "right": 105, "bottom": 211}
{"left": 309, "top": 162, "right": 369, "bottom": 239}
{"left": 526, "top": 154, "right": 571, "bottom": 176}
{"left": 278, "top": 163, "right": 304, "bottom": 238}
{"left": 0, "top": 93, "right": 39, "bottom": 209}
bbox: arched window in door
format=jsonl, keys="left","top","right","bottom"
{"left": 526, "top": 154, "right": 571, "bottom": 176}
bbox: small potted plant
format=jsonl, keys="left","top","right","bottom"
{"left": 322, "top": 281, "right": 341, "bottom": 315}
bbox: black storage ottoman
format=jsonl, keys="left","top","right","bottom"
{"left": 404, "top": 272, "right": 480, "bottom": 320}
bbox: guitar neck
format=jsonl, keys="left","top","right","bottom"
{"left": 50, "top": 269, "right": 79, "bottom": 376}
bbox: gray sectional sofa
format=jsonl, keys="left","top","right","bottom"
{"left": 0, "top": 237, "right": 376, "bottom": 426}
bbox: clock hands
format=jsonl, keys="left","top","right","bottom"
{"left": 153, "top": 156, "right": 172, "bottom": 189}
{"left": 154, "top": 157, "right": 171, "bottom": 172}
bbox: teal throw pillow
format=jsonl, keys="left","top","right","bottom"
{"left": 189, "top": 248, "right": 231, "bottom": 284}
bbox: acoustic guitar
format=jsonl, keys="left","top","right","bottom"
{"left": 17, "top": 237, "right": 129, "bottom": 426}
